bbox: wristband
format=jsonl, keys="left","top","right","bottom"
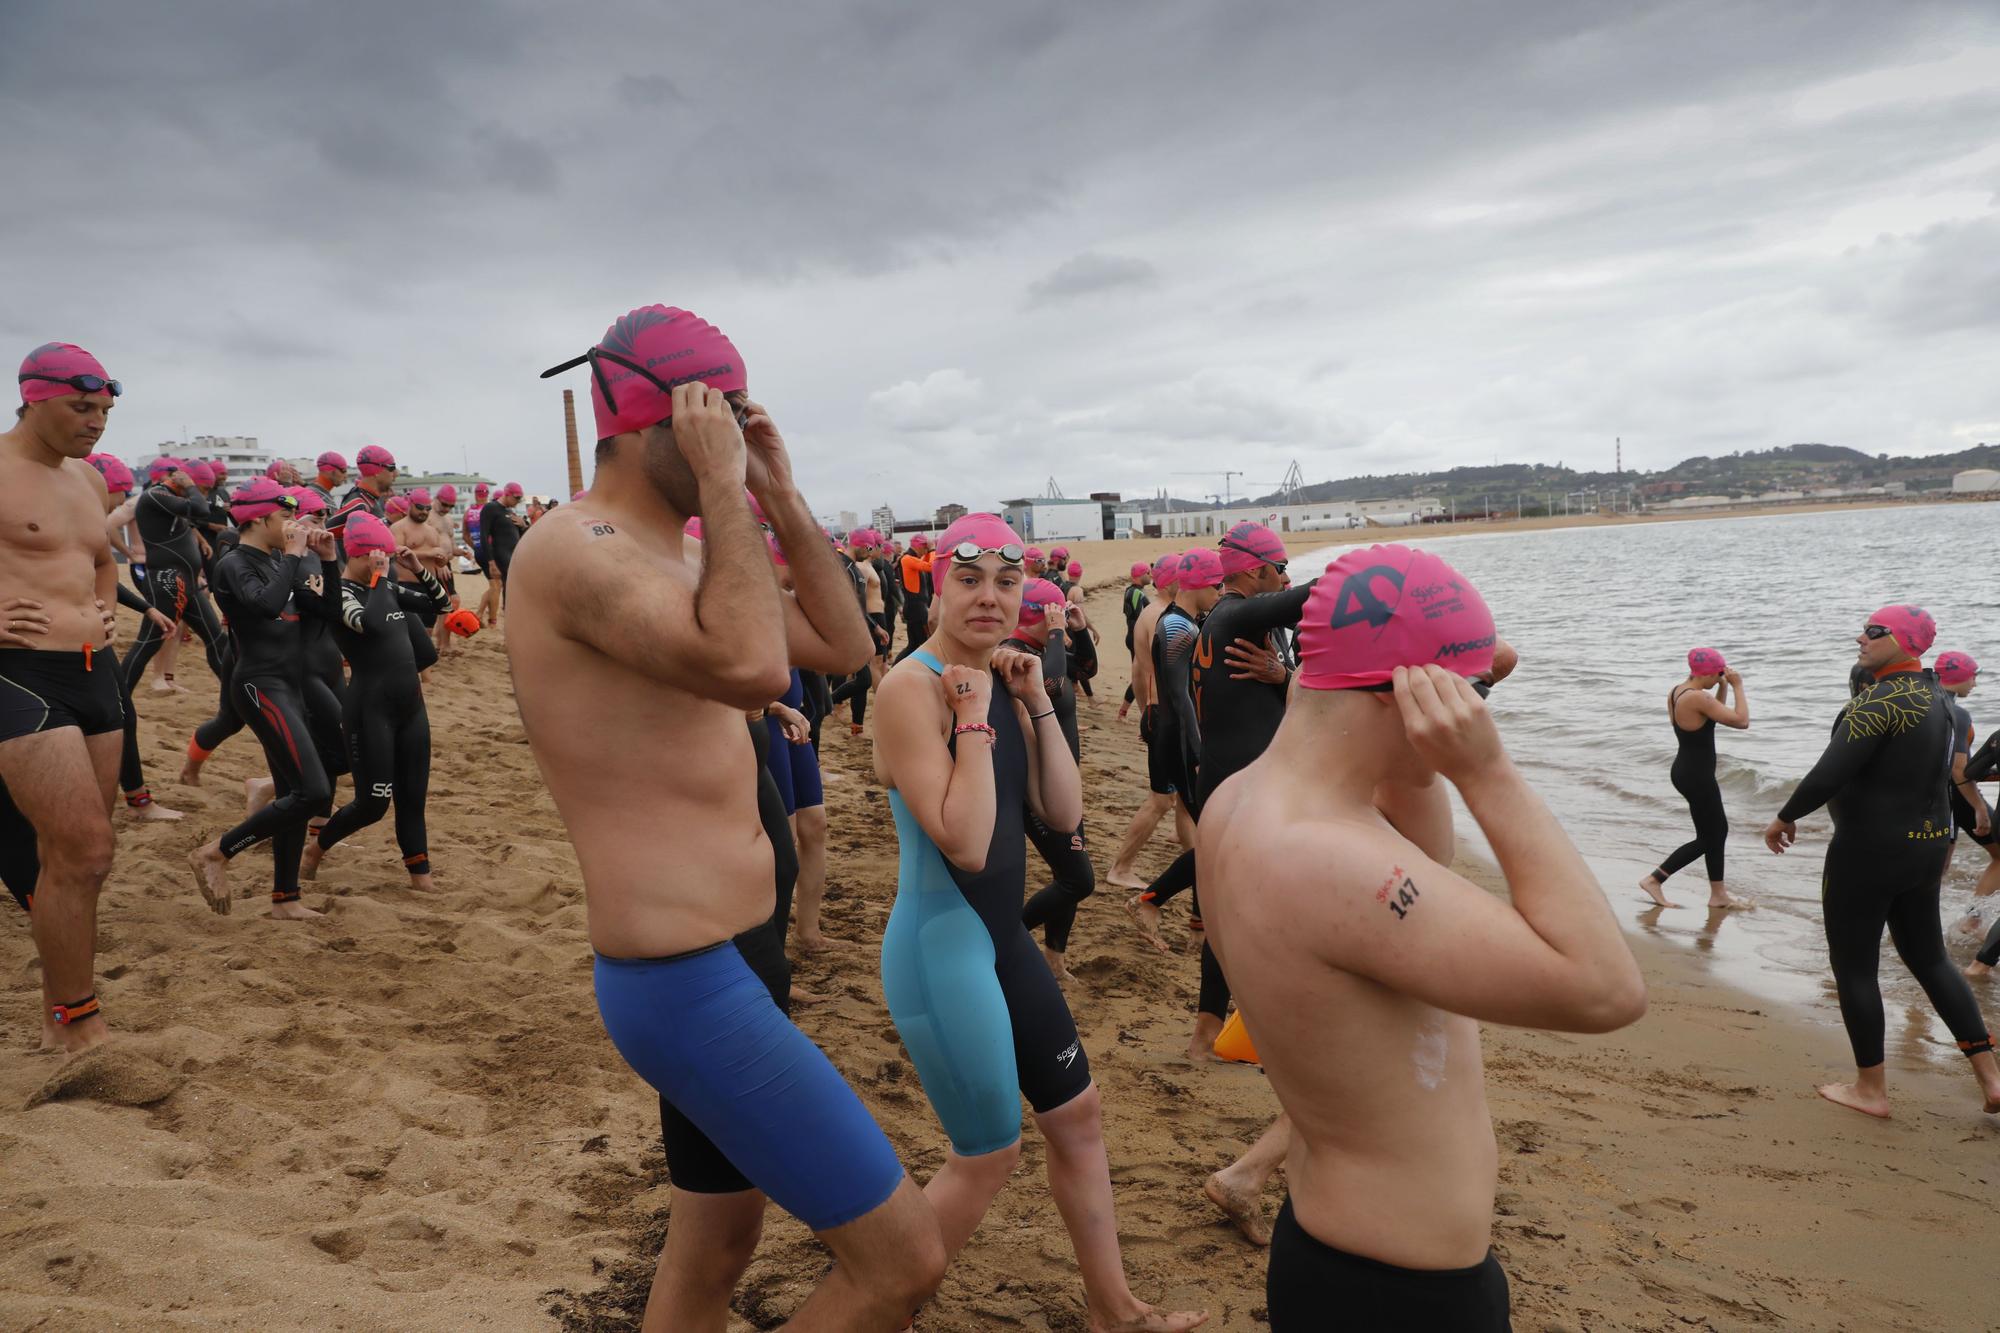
{"left": 1027, "top": 708, "right": 1056, "bottom": 722}
{"left": 953, "top": 722, "right": 997, "bottom": 743}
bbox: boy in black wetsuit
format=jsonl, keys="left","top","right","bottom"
{"left": 121, "top": 459, "right": 231, "bottom": 695}
{"left": 188, "top": 479, "right": 341, "bottom": 919}
{"left": 303, "top": 514, "right": 450, "bottom": 891}
{"left": 1764, "top": 606, "right": 2000, "bottom": 1117}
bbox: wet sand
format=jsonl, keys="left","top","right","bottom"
{"left": 3, "top": 571, "right": 1995, "bottom": 1330}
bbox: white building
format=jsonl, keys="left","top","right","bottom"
{"left": 1001, "top": 497, "right": 1108, "bottom": 544}
{"left": 1146, "top": 497, "right": 1441, "bottom": 537}
{"left": 1953, "top": 469, "right": 2000, "bottom": 494}
{"left": 145, "top": 435, "right": 283, "bottom": 480}
{"left": 870, "top": 504, "right": 896, "bottom": 534}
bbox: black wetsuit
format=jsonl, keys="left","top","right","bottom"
{"left": 121, "top": 484, "right": 230, "bottom": 691}
{"left": 1139, "top": 604, "right": 1204, "bottom": 913}
{"left": 328, "top": 485, "right": 388, "bottom": 563}
{"left": 313, "top": 568, "right": 450, "bottom": 872}
{"left": 210, "top": 544, "right": 338, "bottom": 903}
{"left": 659, "top": 719, "right": 798, "bottom": 1192}
{"left": 477, "top": 500, "right": 521, "bottom": 602}
{"left": 1269, "top": 1197, "right": 1509, "bottom": 1332}
{"left": 1653, "top": 686, "right": 1728, "bottom": 883}
{"left": 1944, "top": 696, "right": 1993, "bottom": 847}
{"left": 1121, "top": 582, "right": 1149, "bottom": 707}
{"left": 1006, "top": 633, "right": 1095, "bottom": 955}
{"left": 873, "top": 555, "right": 900, "bottom": 655}
{"left": 829, "top": 552, "right": 883, "bottom": 726}
{"left": 1181, "top": 582, "right": 1316, "bottom": 1018}
{"left": 192, "top": 551, "right": 346, "bottom": 784}
{"left": 1775, "top": 668, "right": 1993, "bottom": 1067}
{"left": 895, "top": 552, "right": 933, "bottom": 663}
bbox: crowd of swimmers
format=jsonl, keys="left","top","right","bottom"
{"left": 5, "top": 318, "right": 1998, "bottom": 1330}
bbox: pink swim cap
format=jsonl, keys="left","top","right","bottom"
{"left": 911, "top": 534, "right": 931, "bottom": 552}
{"left": 316, "top": 451, "right": 348, "bottom": 473}
{"left": 1152, "top": 553, "right": 1180, "bottom": 590}
{"left": 1024, "top": 546, "right": 1044, "bottom": 563}
{"left": 18, "top": 342, "right": 114, "bottom": 404}
{"left": 1687, "top": 647, "right": 1727, "bottom": 677}
{"left": 1217, "top": 521, "right": 1289, "bottom": 578}
{"left": 87, "top": 454, "right": 135, "bottom": 494}
{"left": 207, "top": 459, "right": 229, "bottom": 477}
{"left": 285, "top": 486, "right": 328, "bottom": 516}
{"left": 407, "top": 488, "right": 432, "bottom": 507}
{"left": 1297, "top": 544, "right": 1495, "bottom": 691}
{"left": 1936, "top": 651, "right": 1979, "bottom": 685}
{"left": 1868, "top": 604, "right": 1936, "bottom": 658}
{"left": 384, "top": 495, "right": 410, "bottom": 519}
{"left": 1067, "top": 560, "right": 1082, "bottom": 579}
{"left": 229, "top": 477, "right": 297, "bottom": 522}
{"left": 1016, "top": 577, "right": 1067, "bottom": 629}
{"left": 576, "top": 305, "right": 747, "bottom": 441}
{"left": 502, "top": 481, "right": 523, "bottom": 499}
{"left": 850, "top": 528, "right": 882, "bottom": 550}
{"left": 685, "top": 516, "right": 705, "bottom": 540}
{"left": 356, "top": 444, "right": 397, "bottom": 476}
{"left": 264, "top": 460, "right": 289, "bottom": 480}
{"left": 436, "top": 484, "right": 457, "bottom": 506}
{"left": 930, "top": 512, "right": 1024, "bottom": 581}
{"left": 185, "top": 460, "right": 216, "bottom": 489}
{"left": 1130, "top": 561, "right": 1150, "bottom": 581}
{"left": 1050, "top": 546, "right": 1069, "bottom": 563}
{"left": 343, "top": 513, "right": 396, "bottom": 557}
{"left": 475, "top": 483, "right": 490, "bottom": 499}
{"left": 149, "top": 456, "right": 184, "bottom": 482}
{"left": 1175, "top": 549, "right": 1225, "bottom": 590}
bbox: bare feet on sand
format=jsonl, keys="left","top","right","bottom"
{"left": 1090, "top": 1305, "right": 1209, "bottom": 1332}
{"left": 1953, "top": 913, "right": 1985, "bottom": 938}
{"left": 300, "top": 840, "right": 325, "bottom": 881}
{"left": 796, "top": 933, "right": 857, "bottom": 955}
{"left": 1043, "top": 946, "right": 1076, "bottom": 984}
{"left": 1125, "top": 893, "right": 1168, "bottom": 953}
{"left": 1638, "top": 875, "right": 1679, "bottom": 908}
{"left": 178, "top": 755, "right": 204, "bottom": 787}
{"left": 1817, "top": 1081, "right": 1890, "bottom": 1119}
{"left": 245, "top": 777, "right": 275, "bottom": 817}
{"left": 1965, "top": 960, "right": 1994, "bottom": 980}
{"left": 408, "top": 871, "right": 434, "bottom": 892}
{"left": 1105, "top": 866, "right": 1148, "bottom": 891}
{"left": 1202, "top": 1171, "right": 1273, "bottom": 1246}
{"left": 189, "top": 843, "right": 231, "bottom": 915}
{"left": 129, "top": 799, "right": 184, "bottom": 822}
{"left": 1708, "top": 895, "right": 1752, "bottom": 911}
{"left": 1186, "top": 1016, "right": 1223, "bottom": 1063}
{"left": 42, "top": 1013, "right": 110, "bottom": 1057}
{"left": 152, "top": 676, "right": 187, "bottom": 695}
{"left": 270, "top": 898, "right": 325, "bottom": 921}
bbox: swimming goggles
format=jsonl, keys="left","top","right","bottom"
{"left": 540, "top": 347, "right": 749, "bottom": 427}
{"left": 1218, "top": 536, "right": 1286, "bottom": 574}
{"left": 19, "top": 372, "right": 122, "bottom": 397}
{"left": 949, "top": 541, "right": 1025, "bottom": 565}
{"left": 1862, "top": 625, "right": 1893, "bottom": 640}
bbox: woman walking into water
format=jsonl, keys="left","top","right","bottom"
{"left": 1641, "top": 648, "right": 1750, "bottom": 909}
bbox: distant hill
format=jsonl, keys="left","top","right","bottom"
{"left": 1251, "top": 442, "right": 2000, "bottom": 512}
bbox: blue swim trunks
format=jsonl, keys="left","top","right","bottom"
{"left": 594, "top": 940, "right": 903, "bottom": 1231}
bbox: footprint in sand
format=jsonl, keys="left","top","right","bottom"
{"left": 25, "top": 1045, "right": 182, "bottom": 1110}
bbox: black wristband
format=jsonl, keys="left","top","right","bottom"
{"left": 1028, "top": 708, "right": 1056, "bottom": 721}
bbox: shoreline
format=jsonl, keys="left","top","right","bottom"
{"left": 1, "top": 563, "right": 1993, "bottom": 1330}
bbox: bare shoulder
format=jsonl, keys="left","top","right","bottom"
{"left": 879, "top": 654, "right": 943, "bottom": 707}
{"left": 512, "top": 504, "right": 628, "bottom": 573}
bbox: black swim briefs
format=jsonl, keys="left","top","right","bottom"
{"left": 0, "top": 649, "right": 123, "bottom": 743}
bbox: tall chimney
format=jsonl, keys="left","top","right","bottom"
{"left": 563, "top": 389, "right": 583, "bottom": 497}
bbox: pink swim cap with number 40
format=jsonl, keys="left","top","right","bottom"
{"left": 1297, "top": 544, "right": 1495, "bottom": 691}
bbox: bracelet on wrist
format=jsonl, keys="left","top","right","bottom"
{"left": 953, "top": 722, "right": 997, "bottom": 743}
{"left": 1027, "top": 708, "right": 1056, "bottom": 721}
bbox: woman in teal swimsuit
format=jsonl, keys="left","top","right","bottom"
{"left": 873, "top": 512, "right": 1207, "bottom": 1332}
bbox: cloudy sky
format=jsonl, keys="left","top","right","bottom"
{"left": 5, "top": 2, "right": 1996, "bottom": 517}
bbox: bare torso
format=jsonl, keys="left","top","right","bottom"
{"left": 859, "top": 558, "right": 884, "bottom": 615}
{"left": 395, "top": 515, "right": 447, "bottom": 573}
{"left": 1203, "top": 767, "right": 1499, "bottom": 1269}
{"left": 505, "top": 505, "right": 774, "bottom": 958}
{"left": 0, "top": 452, "right": 115, "bottom": 650}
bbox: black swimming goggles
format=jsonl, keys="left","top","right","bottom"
{"left": 1218, "top": 535, "right": 1286, "bottom": 574}
{"left": 19, "top": 372, "right": 122, "bottom": 398}
{"left": 1862, "top": 625, "right": 1893, "bottom": 640}
{"left": 948, "top": 540, "right": 1025, "bottom": 566}
{"left": 539, "top": 347, "right": 749, "bottom": 427}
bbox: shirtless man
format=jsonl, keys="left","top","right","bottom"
{"left": 1108, "top": 554, "right": 1189, "bottom": 891}
{"left": 2, "top": 343, "right": 128, "bottom": 1054}
{"left": 425, "top": 484, "right": 471, "bottom": 657}
{"left": 1200, "top": 543, "right": 1645, "bottom": 1328}
{"left": 517, "top": 306, "right": 941, "bottom": 1330}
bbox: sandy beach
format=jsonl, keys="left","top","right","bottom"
{"left": 3, "top": 557, "right": 1996, "bottom": 1331}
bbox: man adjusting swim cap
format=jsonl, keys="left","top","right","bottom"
{"left": 540, "top": 305, "right": 747, "bottom": 442}
{"left": 1296, "top": 543, "right": 1495, "bottom": 690}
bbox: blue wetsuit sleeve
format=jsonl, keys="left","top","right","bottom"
{"left": 1776, "top": 685, "right": 1905, "bottom": 822}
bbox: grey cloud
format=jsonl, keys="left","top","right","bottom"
{"left": 1025, "top": 254, "right": 1160, "bottom": 307}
